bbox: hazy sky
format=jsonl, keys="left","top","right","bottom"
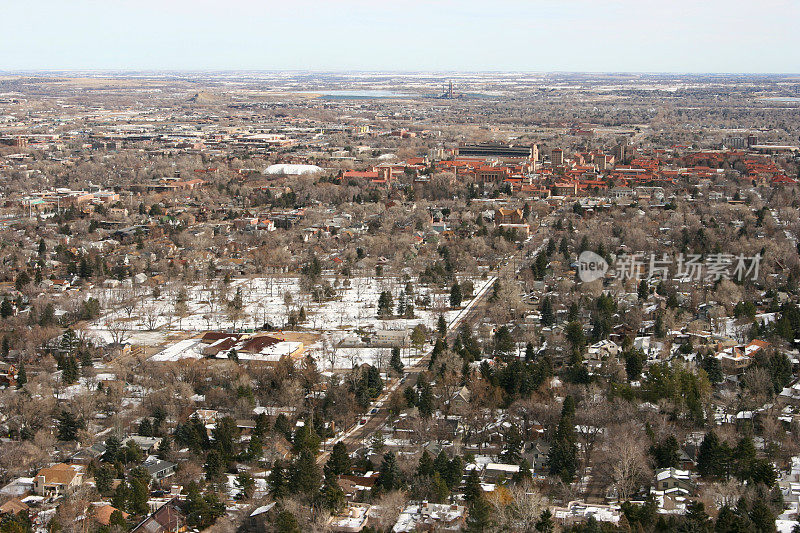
{"left": 2, "top": 0, "right": 798, "bottom": 73}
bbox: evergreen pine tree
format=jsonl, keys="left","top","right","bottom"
{"left": 432, "top": 472, "right": 450, "bottom": 502}
{"left": 501, "top": 426, "right": 523, "bottom": 463}
{"left": 376, "top": 452, "right": 401, "bottom": 492}
{"left": 567, "top": 301, "right": 579, "bottom": 322}
{"left": 108, "top": 510, "right": 127, "bottom": 529}
{"left": 274, "top": 414, "right": 292, "bottom": 440}
{"left": 431, "top": 337, "right": 446, "bottom": 364}
{"left": 273, "top": 511, "right": 300, "bottom": 533}
{"left": 157, "top": 435, "right": 172, "bottom": 460}
{"left": 127, "top": 477, "right": 150, "bottom": 515}
{"left": 111, "top": 480, "right": 129, "bottom": 511}
{"left": 524, "top": 342, "right": 534, "bottom": 362}
{"left": 701, "top": 355, "right": 723, "bottom": 384}
{"left": 95, "top": 464, "right": 114, "bottom": 496}
{"left": 268, "top": 460, "right": 288, "bottom": 499}
{"left": 243, "top": 435, "right": 262, "bottom": 462}
{"left": 654, "top": 314, "right": 666, "bottom": 338}
{"left": 444, "top": 455, "right": 464, "bottom": 489}
{"left": 0, "top": 298, "right": 13, "bottom": 319}
{"left": 559, "top": 237, "right": 569, "bottom": 259}
{"left": 291, "top": 449, "right": 321, "bottom": 496}
{"left": 204, "top": 449, "right": 224, "bottom": 481}
{"left": 546, "top": 237, "right": 555, "bottom": 255}
{"left": 377, "top": 291, "right": 394, "bottom": 317}
{"left": 493, "top": 325, "right": 514, "bottom": 357}
{"left": 466, "top": 496, "right": 494, "bottom": 533}
{"left": 321, "top": 472, "right": 346, "bottom": 512}
{"left": 749, "top": 498, "right": 775, "bottom": 532}
{"left": 79, "top": 349, "right": 93, "bottom": 368}
{"left": 697, "top": 431, "right": 731, "bottom": 480}
{"left": 540, "top": 297, "right": 554, "bottom": 326}
{"left": 433, "top": 451, "right": 450, "bottom": 477}
{"left": 61, "top": 356, "right": 79, "bottom": 384}
{"left": 649, "top": 435, "right": 680, "bottom": 469}
{"left": 390, "top": 346, "right": 404, "bottom": 374}
{"left": 57, "top": 410, "right": 83, "bottom": 441}
{"left": 464, "top": 468, "right": 482, "bottom": 504}
{"left": 15, "top": 272, "right": 30, "bottom": 292}
{"left": 536, "top": 509, "right": 555, "bottom": 533}
{"left": 638, "top": 279, "right": 649, "bottom": 300}
{"left": 417, "top": 380, "right": 434, "bottom": 419}
{"left": 683, "top": 501, "right": 710, "bottom": 530}
{"left": 15, "top": 363, "right": 26, "bottom": 389}
{"left": 325, "top": 442, "right": 351, "bottom": 477}
{"left": 235, "top": 472, "right": 256, "bottom": 500}
{"left": 397, "top": 290, "right": 406, "bottom": 316}
{"left": 184, "top": 483, "right": 225, "bottom": 529}
{"left": 450, "top": 282, "right": 463, "bottom": 308}
{"left": 416, "top": 450, "right": 435, "bottom": 478}
{"left": 78, "top": 257, "right": 93, "bottom": 279}
{"left": 437, "top": 314, "right": 448, "bottom": 337}
{"left": 254, "top": 413, "right": 270, "bottom": 438}
{"left": 547, "top": 396, "right": 578, "bottom": 483}
{"left": 138, "top": 418, "right": 153, "bottom": 437}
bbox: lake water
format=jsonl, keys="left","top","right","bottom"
{"left": 762, "top": 96, "right": 800, "bottom": 103}
{"left": 299, "top": 90, "right": 413, "bottom": 99}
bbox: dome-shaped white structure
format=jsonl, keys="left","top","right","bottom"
{"left": 266, "top": 164, "right": 323, "bottom": 176}
{"left": 377, "top": 153, "right": 397, "bottom": 161}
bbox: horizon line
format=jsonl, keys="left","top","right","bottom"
{"left": 0, "top": 69, "right": 799, "bottom": 77}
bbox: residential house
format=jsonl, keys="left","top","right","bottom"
{"left": 585, "top": 339, "right": 621, "bottom": 370}
{"left": 527, "top": 441, "right": 550, "bottom": 473}
{"left": 498, "top": 223, "right": 530, "bottom": 238}
{"left": 93, "top": 504, "right": 129, "bottom": 527}
{"left": 190, "top": 409, "right": 219, "bottom": 425}
{"left": 651, "top": 468, "right": 695, "bottom": 515}
{"left": 609, "top": 186, "right": 634, "bottom": 200}
{"left": 715, "top": 340, "right": 769, "bottom": 376}
{"left": 586, "top": 339, "right": 621, "bottom": 359}
{"left": 245, "top": 502, "right": 278, "bottom": 532}
{"left": 124, "top": 436, "right": 163, "bottom": 454}
{"left": 392, "top": 502, "right": 466, "bottom": 532}
{"left": 142, "top": 457, "right": 177, "bottom": 482}
{"left": 131, "top": 498, "right": 186, "bottom": 533}
{"left": 234, "top": 334, "right": 304, "bottom": 362}
{"left": 0, "top": 363, "right": 17, "bottom": 388}
{"left": 337, "top": 473, "right": 378, "bottom": 502}
{"left": 369, "top": 330, "right": 409, "bottom": 348}
{"left": 779, "top": 457, "right": 800, "bottom": 519}
{"left": 652, "top": 468, "right": 694, "bottom": 493}
{"left": 551, "top": 182, "right": 578, "bottom": 196}
{"left": 495, "top": 208, "right": 524, "bottom": 225}
{"left": 71, "top": 442, "right": 108, "bottom": 465}
{"left": 483, "top": 463, "right": 520, "bottom": 483}
{"left": 328, "top": 503, "right": 371, "bottom": 532}
{"left": 450, "top": 386, "right": 471, "bottom": 414}
{"left": 0, "top": 498, "right": 29, "bottom": 517}
{"left": 200, "top": 332, "right": 243, "bottom": 357}
{"left": 552, "top": 502, "right": 621, "bottom": 526}
{"left": 0, "top": 478, "right": 35, "bottom": 497}
{"left": 34, "top": 463, "right": 83, "bottom": 496}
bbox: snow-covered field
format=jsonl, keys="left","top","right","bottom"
{"left": 81, "top": 274, "right": 494, "bottom": 371}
